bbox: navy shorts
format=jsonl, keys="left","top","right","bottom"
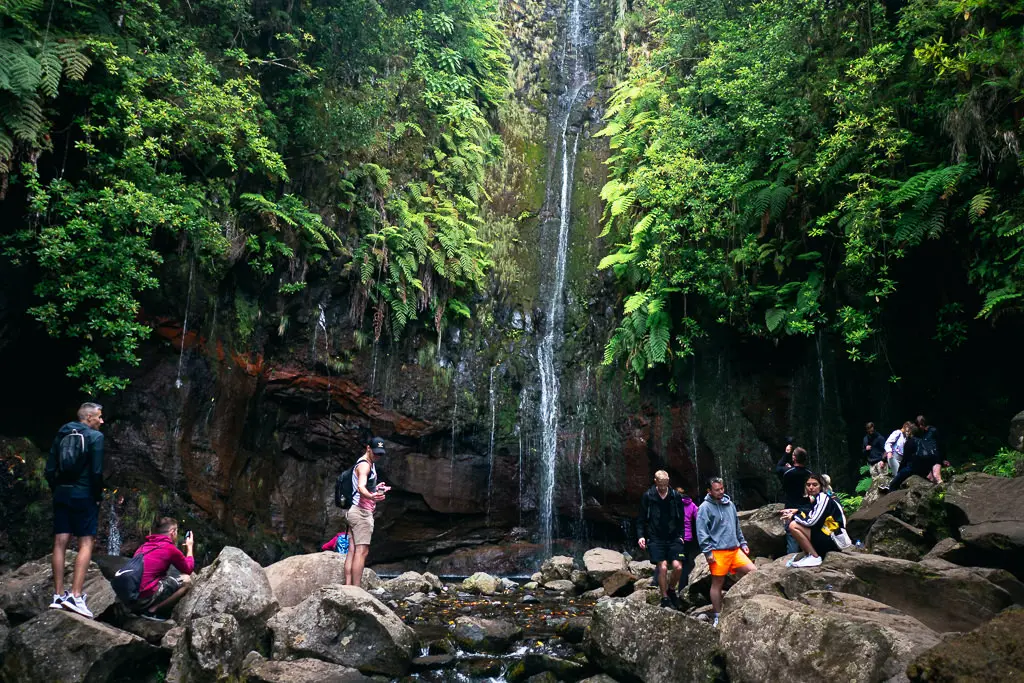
{"left": 53, "top": 489, "right": 99, "bottom": 537}
{"left": 648, "top": 538, "right": 686, "bottom": 565}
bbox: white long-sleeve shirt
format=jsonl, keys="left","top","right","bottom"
{"left": 885, "top": 429, "right": 906, "bottom": 455}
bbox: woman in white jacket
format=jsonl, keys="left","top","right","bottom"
{"left": 885, "top": 421, "right": 913, "bottom": 474}
{"left": 781, "top": 474, "right": 848, "bottom": 568}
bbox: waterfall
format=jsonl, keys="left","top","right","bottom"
{"left": 535, "top": 0, "right": 595, "bottom": 556}
{"left": 815, "top": 332, "right": 826, "bottom": 473}
{"left": 486, "top": 366, "right": 497, "bottom": 523}
{"left": 175, "top": 258, "right": 195, "bottom": 389}
{"left": 689, "top": 360, "right": 700, "bottom": 491}
{"left": 107, "top": 498, "right": 122, "bottom": 556}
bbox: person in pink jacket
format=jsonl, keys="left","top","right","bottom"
{"left": 676, "top": 487, "right": 700, "bottom": 590}
{"left": 129, "top": 517, "right": 195, "bottom": 621}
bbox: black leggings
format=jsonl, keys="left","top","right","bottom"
{"left": 888, "top": 459, "right": 932, "bottom": 490}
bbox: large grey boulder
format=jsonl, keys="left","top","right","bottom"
{"left": 1009, "top": 410, "right": 1024, "bottom": 452}
{"left": 462, "top": 572, "right": 501, "bottom": 595}
{"left": 0, "top": 610, "right": 157, "bottom": 682}
{"left": 0, "top": 552, "right": 116, "bottom": 622}
{"left": 241, "top": 651, "right": 374, "bottom": 682}
{"left": 720, "top": 591, "right": 939, "bottom": 682}
{"left": 582, "top": 548, "right": 628, "bottom": 583}
{"left": 173, "top": 546, "right": 278, "bottom": 628}
{"left": 907, "top": 606, "right": 1024, "bottom": 681}
{"left": 453, "top": 616, "right": 523, "bottom": 653}
{"left": 268, "top": 585, "right": 416, "bottom": 676}
{"left": 120, "top": 614, "right": 176, "bottom": 645}
{"left": 0, "top": 609, "right": 8, "bottom": 659}
{"left": 167, "top": 613, "right": 247, "bottom": 682}
{"left": 586, "top": 598, "right": 723, "bottom": 682}
{"left": 738, "top": 504, "right": 787, "bottom": 558}
{"left": 265, "top": 551, "right": 348, "bottom": 608}
{"left": 945, "top": 472, "right": 1024, "bottom": 577}
{"left": 383, "top": 571, "right": 434, "bottom": 599}
{"left": 865, "top": 514, "right": 932, "bottom": 561}
{"left": 724, "top": 552, "right": 1017, "bottom": 633}
{"left": 540, "top": 556, "right": 575, "bottom": 583}
{"left": 848, "top": 477, "right": 942, "bottom": 541}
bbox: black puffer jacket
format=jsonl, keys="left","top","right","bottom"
{"left": 637, "top": 486, "right": 684, "bottom": 541}
{"left": 45, "top": 421, "right": 104, "bottom": 500}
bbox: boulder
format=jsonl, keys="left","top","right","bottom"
{"left": 268, "top": 585, "right": 415, "bottom": 676}
{"left": 579, "top": 676, "right": 619, "bottom": 683}
{"left": 847, "top": 487, "right": 913, "bottom": 540}
{"left": 540, "top": 556, "right": 575, "bottom": 583}
{"left": 626, "top": 588, "right": 659, "bottom": 605}
{"left": 571, "top": 569, "right": 590, "bottom": 589}
{"left": 462, "top": 572, "right": 501, "bottom": 595}
{"left": 724, "top": 552, "right": 1016, "bottom": 633}
{"left": 581, "top": 587, "right": 605, "bottom": 599}
{"left": 0, "top": 552, "right": 116, "bottom": 622}
{"left": 265, "top": 551, "right": 348, "bottom": 608}
{"left": 587, "top": 598, "right": 723, "bottom": 682}
{"left": 945, "top": 473, "right": 1024, "bottom": 577}
{"left": 411, "top": 654, "right": 457, "bottom": 671}
{"left": 738, "top": 504, "right": 787, "bottom": 558}
{"left": 583, "top": 548, "right": 628, "bottom": 582}
{"left": 0, "top": 610, "right": 7, "bottom": 659}
{"left": 922, "top": 538, "right": 972, "bottom": 566}
{"left": 383, "top": 571, "right": 434, "bottom": 599}
{"left": 907, "top": 606, "right": 1024, "bottom": 681}
{"left": 121, "top": 615, "right": 176, "bottom": 645}
{"left": 0, "top": 610, "right": 158, "bottom": 682}
{"left": 167, "top": 613, "right": 247, "bottom": 682}
{"left": 241, "top": 651, "right": 374, "bottom": 682}
{"left": 896, "top": 477, "right": 949, "bottom": 536}
{"left": 422, "top": 572, "right": 444, "bottom": 592}
{"left": 359, "top": 568, "right": 381, "bottom": 590}
{"left": 555, "top": 616, "right": 591, "bottom": 644}
{"left": 720, "top": 592, "right": 939, "bottom": 682}
{"left": 506, "top": 653, "right": 587, "bottom": 682}
{"left": 1009, "top": 410, "right": 1024, "bottom": 452}
{"left": 602, "top": 570, "right": 635, "bottom": 597}
{"left": 173, "top": 547, "right": 278, "bottom": 629}
{"left": 865, "top": 514, "right": 932, "bottom": 560}
{"left": 452, "top": 616, "right": 523, "bottom": 654}
{"left": 543, "top": 579, "right": 575, "bottom": 593}
{"left": 628, "top": 560, "right": 654, "bottom": 578}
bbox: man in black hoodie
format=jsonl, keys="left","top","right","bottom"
{"left": 777, "top": 447, "right": 810, "bottom": 554}
{"left": 637, "top": 470, "right": 686, "bottom": 608}
{"left": 44, "top": 402, "right": 105, "bottom": 618}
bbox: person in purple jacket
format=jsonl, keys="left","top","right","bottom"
{"left": 675, "top": 487, "right": 700, "bottom": 590}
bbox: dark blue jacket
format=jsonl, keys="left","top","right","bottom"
{"left": 46, "top": 421, "right": 104, "bottom": 501}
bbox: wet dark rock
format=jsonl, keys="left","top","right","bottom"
{"left": 1009, "top": 410, "right": 1024, "bottom": 453}
{"left": 555, "top": 616, "right": 591, "bottom": 644}
{"left": 168, "top": 613, "right": 247, "bottom": 682}
{"left": 945, "top": 473, "right": 1024, "bottom": 578}
{"left": 410, "top": 654, "right": 457, "bottom": 671}
{"left": 907, "top": 606, "right": 1024, "bottom": 681}
{"left": 0, "top": 552, "right": 116, "bottom": 623}
{"left": 268, "top": 585, "right": 416, "bottom": 676}
{"left": 507, "top": 653, "right": 588, "bottom": 682}
{"left": 0, "top": 609, "right": 8, "bottom": 659}
{"left": 458, "top": 658, "right": 503, "bottom": 677}
{"left": 587, "top": 598, "right": 723, "bottom": 682}
{"left": 0, "top": 610, "right": 159, "bottom": 683}
{"left": 242, "top": 651, "right": 374, "bottom": 682}
{"left": 452, "top": 615, "right": 523, "bottom": 653}
{"left": 922, "top": 538, "right": 972, "bottom": 566}
{"left": 524, "top": 672, "right": 559, "bottom": 683}
{"left": 847, "top": 477, "right": 941, "bottom": 541}
{"left": 580, "top": 676, "right": 619, "bottom": 683}
{"left": 601, "top": 570, "right": 635, "bottom": 597}
{"left": 519, "top": 594, "right": 540, "bottom": 604}
{"left": 865, "top": 513, "right": 932, "bottom": 560}
{"left": 120, "top": 615, "right": 176, "bottom": 645}
{"left": 738, "top": 504, "right": 787, "bottom": 558}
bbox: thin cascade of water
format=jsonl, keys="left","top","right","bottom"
{"left": 486, "top": 366, "right": 497, "bottom": 523}
{"left": 814, "top": 332, "right": 826, "bottom": 473}
{"left": 690, "top": 360, "right": 700, "bottom": 491}
{"left": 574, "top": 367, "right": 591, "bottom": 541}
{"left": 536, "top": 0, "right": 594, "bottom": 555}
{"left": 107, "top": 498, "right": 121, "bottom": 556}
{"left": 448, "top": 385, "right": 459, "bottom": 516}
{"left": 175, "top": 258, "right": 195, "bottom": 390}
{"left": 516, "top": 388, "right": 528, "bottom": 527}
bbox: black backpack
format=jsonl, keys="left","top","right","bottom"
{"left": 56, "top": 429, "right": 88, "bottom": 484}
{"left": 334, "top": 458, "right": 373, "bottom": 509}
{"left": 110, "top": 548, "right": 155, "bottom": 604}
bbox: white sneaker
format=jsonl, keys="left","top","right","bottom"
{"left": 792, "top": 555, "right": 823, "bottom": 568}
{"left": 785, "top": 553, "right": 804, "bottom": 568}
{"left": 62, "top": 593, "right": 94, "bottom": 619}
{"left": 48, "top": 592, "right": 68, "bottom": 609}
{"left": 712, "top": 613, "right": 719, "bottom": 628}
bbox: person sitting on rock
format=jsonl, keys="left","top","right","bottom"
{"left": 637, "top": 470, "right": 687, "bottom": 609}
{"left": 778, "top": 447, "right": 811, "bottom": 554}
{"left": 881, "top": 422, "right": 942, "bottom": 493}
{"left": 781, "top": 474, "right": 847, "bottom": 568}
{"left": 128, "top": 517, "right": 195, "bottom": 621}
{"left": 696, "top": 477, "right": 756, "bottom": 627}
{"left": 321, "top": 529, "right": 350, "bottom": 556}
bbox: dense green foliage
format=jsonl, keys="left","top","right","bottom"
{"left": 599, "top": 0, "right": 1024, "bottom": 380}
{"left": 982, "top": 446, "right": 1024, "bottom": 477}
{"left": 0, "top": 0, "right": 508, "bottom": 392}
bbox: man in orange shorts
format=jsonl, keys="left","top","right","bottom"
{"left": 696, "top": 477, "right": 756, "bottom": 627}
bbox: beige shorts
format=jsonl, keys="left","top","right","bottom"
{"left": 345, "top": 506, "right": 375, "bottom": 546}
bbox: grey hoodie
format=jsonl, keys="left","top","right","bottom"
{"left": 696, "top": 493, "right": 747, "bottom": 556}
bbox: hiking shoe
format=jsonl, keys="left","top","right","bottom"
{"left": 48, "top": 592, "right": 68, "bottom": 609}
{"left": 139, "top": 611, "right": 168, "bottom": 622}
{"left": 792, "top": 555, "right": 823, "bottom": 568}
{"left": 712, "top": 613, "right": 720, "bottom": 628}
{"left": 660, "top": 597, "right": 673, "bottom": 609}
{"left": 879, "top": 485, "right": 891, "bottom": 494}
{"left": 62, "top": 593, "right": 94, "bottom": 618}
{"left": 667, "top": 589, "right": 681, "bottom": 609}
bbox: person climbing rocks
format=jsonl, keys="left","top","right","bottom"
{"left": 696, "top": 477, "right": 756, "bottom": 627}
{"left": 637, "top": 471, "right": 687, "bottom": 609}
{"left": 863, "top": 422, "right": 887, "bottom": 475}
{"left": 915, "top": 415, "right": 947, "bottom": 484}
{"left": 882, "top": 417, "right": 946, "bottom": 493}
{"left": 675, "top": 487, "right": 700, "bottom": 592}
{"left": 884, "top": 421, "right": 913, "bottom": 475}
{"left": 777, "top": 446, "right": 811, "bottom": 554}
{"left": 128, "top": 517, "right": 195, "bottom": 620}
{"left": 781, "top": 473, "right": 848, "bottom": 567}
{"left": 345, "top": 436, "right": 390, "bottom": 588}
{"left": 45, "top": 402, "right": 105, "bottom": 618}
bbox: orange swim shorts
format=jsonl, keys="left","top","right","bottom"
{"left": 708, "top": 547, "right": 753, "bottom": 577}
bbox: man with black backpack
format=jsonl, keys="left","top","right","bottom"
{"left": 45, "top": 402, "right": 105, "bottom": 618}
{"left": 343, "top": 436, "right": 390, "bottom": 588}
